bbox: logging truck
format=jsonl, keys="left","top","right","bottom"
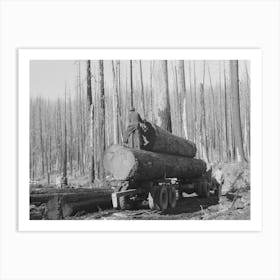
{"left": 103, "top": 121, "right": 220, "bottom": 211}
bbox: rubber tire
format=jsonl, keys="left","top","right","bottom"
{"left": 199, "top": 182, "right": 210, "bottom": 198}
{"left": 196, "top": 183, "right": 202, "bottom": 196}
{"left": 119, "top": 185, "right": 132, "bottom": 210}
{"left": 168, "top": 187, "right": 177, "bottom": 209}
{"left": 214, "top": 184, "right": 221, "bottom": 198}
{"left": 156, "top": 186, "right": 169, "bottom": 211}
{"left": 148, "top": 191, "right": 159, "bottom": 210}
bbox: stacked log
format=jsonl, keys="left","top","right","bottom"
{"left": 103, "top": 145, "right": 206, "bottom": 181}
{"left": 141, "top": 121, "right": 197, "bottom": 158}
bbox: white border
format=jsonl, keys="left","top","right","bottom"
{"left": 18, "top": 49, "right": 262, "bottom": 232}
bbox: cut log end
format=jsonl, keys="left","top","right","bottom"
{"left": 104, "top": 144, "right": 136, "bottom": 180}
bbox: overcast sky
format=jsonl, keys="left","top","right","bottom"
{"left": 30, "top": 60, "right": 78, "bottom": 99}
{"left": 30, "top": 60, "right": 249, "bottom": 100}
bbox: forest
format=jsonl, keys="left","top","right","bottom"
{"left": 29, "top": 60, "right": 250, "bottom": 186}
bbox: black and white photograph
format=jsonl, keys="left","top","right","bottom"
{"left": 2, "top": 1, "right": 280, "bottom": 279}
{"left": 28, "top": 58, "right": 251, "bottom": 221}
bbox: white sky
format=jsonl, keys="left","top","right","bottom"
{"left": 30, "top": 60, "right": 249, "bottom": 100}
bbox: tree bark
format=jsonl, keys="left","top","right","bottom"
{"left": 177, "top": 60, "right": 187, "bottom": 139}
{"left": 200, "top": 62, "right": 209, "bottom": 162}
{"left": 103, "top": 144, "right": 206, "bottom": 181}
{"left": 223, "top": 61, "right": 229, "bottom": 160}
{"left": 139, "top": 60, "right": 145, "bottom": 118}
{"left": 153, "top": 60, "right": 172, "bottom": 132}
{"left": 130, "top": 60, "right": 134, "bottom": 108}
{"left": 62, "top": 86, "right": 67, "bottom": 185}
{"left": 86, "top": 60, "right": 95, "bottom": 182}
{"left": 39, "top": 98, "right": 45, "bottom": 176}
{"left": 111, "top": 61, "right": 119, "bottom": 144}
{"left": 98, "top": 60, "right": 106, "bottom": 179}
{"left": 230, "top": 60, "right": 246, "bottom": 162}
{"left": 30, "top": 188, "right": 113, "bottom": 219}
{"left": 141, "top": 121, "right": 196, "bottom": 157}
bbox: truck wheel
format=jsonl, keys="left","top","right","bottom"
{"left": 214, "top": 184, "right": 221, "bottom": 198}
{"left": 148, "top": 191, "right": 158, "bottom": 210}
{"left": 156, "top": 185, "right": 169, "bottom": 211}
{"left": 198, "top": 182, "right": 210, "bottom": 198}
{"left": 148, "top": 186, "right": 159, "bottom": 210}
{"left": 168, "top": 187, "right": 177, "bottom": 209}
{"left": 119, "top": 185, "right": 133, "bottom": 210}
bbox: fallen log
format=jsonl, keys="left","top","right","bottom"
{"left": 141, "top": 121, "right": 197, "bottom": 157}
{"left": 30, "top": 188, "right": 113, "bottom": 219}
{"left": 103, "top": 144, "right": 206, "bottom": 181}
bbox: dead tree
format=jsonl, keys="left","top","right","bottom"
{"left": 223, "top": 61, "right": 229, "bottom": 160}
{"left": 111, "top": 61, "right": 119, "bottom": 145}
{"left": 177, "top": 60, "right": 187, "bottom": 138}
{"left": 86, "top": 60, "right": 95, "bottom": 182}
{"left": 62, "top": 85, "right": 67, "bottom": 185}
{"left": 97, "top": 60, "right": 106, "bottom": 179}
{"left": 153, "top": 60, "right": 172, "bottom": 132}
{"left": 68, "top": 95, "right": 73, "bottom": 176}
{"left": 130, "top": 60, "right": 134, "bottom": 108}
{"left": 200, "top": 61, "right": 209, "bottom": 162}
{"left": 38, "top": 98, "right": 45, "bottom": 176}
{"left": 139, "top": 60, "right": 145, "bottom": 118}
{"left": 230, "top": 60, "right": 246, "bottom": 162}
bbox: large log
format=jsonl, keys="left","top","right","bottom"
{"left": 141, "top": 121, "right": 197, "bottom": 157}
{"left": 30, "top": 188, "right": 113, "bottom": 219}
{"left": 103, "top": 145, "right": 206, "bottom": 181}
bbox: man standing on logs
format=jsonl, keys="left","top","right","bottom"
{"left": 123, "top": 107, "right": 144, "bottom": 149}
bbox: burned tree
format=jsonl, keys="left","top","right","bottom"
{"left": 230, "top": 60, "right": 246, "bottom": 162}
{"left": 153, "top": 60, "right": 172, "bottom": 132}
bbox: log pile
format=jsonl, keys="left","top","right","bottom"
{"left": 30, "top": 187, "right": 113, "bottom": 220}
{"left": 103, "top": 144, "right": 206, "bottom": 181}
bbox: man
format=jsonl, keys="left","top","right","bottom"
{"left": 123, "top": 107, "right": 144, "bottom": 149}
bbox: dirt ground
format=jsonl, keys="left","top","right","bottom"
{"left": 66, "top": 162, "right": 250, "bottom": 220}
{"left": 31, "top": 162, "right": 250, "bottom": 220}
{"left": 66, "top": 190, "right": 250, "bottom": 220}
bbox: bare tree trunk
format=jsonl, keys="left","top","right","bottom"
{"left": 173, "top": 65, "right": 180, "bottom": 136}
{"left": 200, "top": 61, "right": 209, "bottom": 162}
{"left": 62, "top": 85, "right": 67, "bottom": 185}
{"left": 116, "top": 61, "right": 123, "bottom": 143}
{"left": 39, "top": 98, "right": 45, "bottom": 176}
{"left": 223, "top": 61, "right": 229, "bottom": 160}
{"left": 187, "top": 61, "right": 193, "bottom": 141}
{"left": 68, "top": 96, "right": 73, "bottom": 176}
{"left": 111, "top": 61, "right": 119, "bottom": 144}
{"left": 153, "top": 60, "right": 172, "bottom": 132}
{"left": 98, "top": 60, "right": 106, "bottom": 179}
{"left": 86, "top": 60, "right": 95, "bottom": 183}
{"left": 177, "top": 60, "right": 187, "bottom": 138}
{"left": 78, "top": 63, "right": 84, "bottom": 175}
{"left": 139, "top": 60, "right": 145, "bottom": 118}
{"left": 193, "top": 62, "right": 198, "bottom": 154}
{"left": 130, "top": 60, "right": 134, "bottom": 108}
{"left": 208, "top": 64, "right": 217, "bottom": 161}
{"left": 49, "top": 134, "right": 52, "bottom": 180}
{"left": 150, "top": 61, "right": 154, "bottom": 122}
{"left": 230, "top": 60, "right": 246, "bottom": 162}
{"left": 218, "top": 61, "right": 223, "bottom": 161}
{"left": 245, "top": 61, "right": 250, "bottom": 159}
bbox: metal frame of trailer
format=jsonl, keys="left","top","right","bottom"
{"left": 111, "top": 172, "right": 221, "bottom": 211}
